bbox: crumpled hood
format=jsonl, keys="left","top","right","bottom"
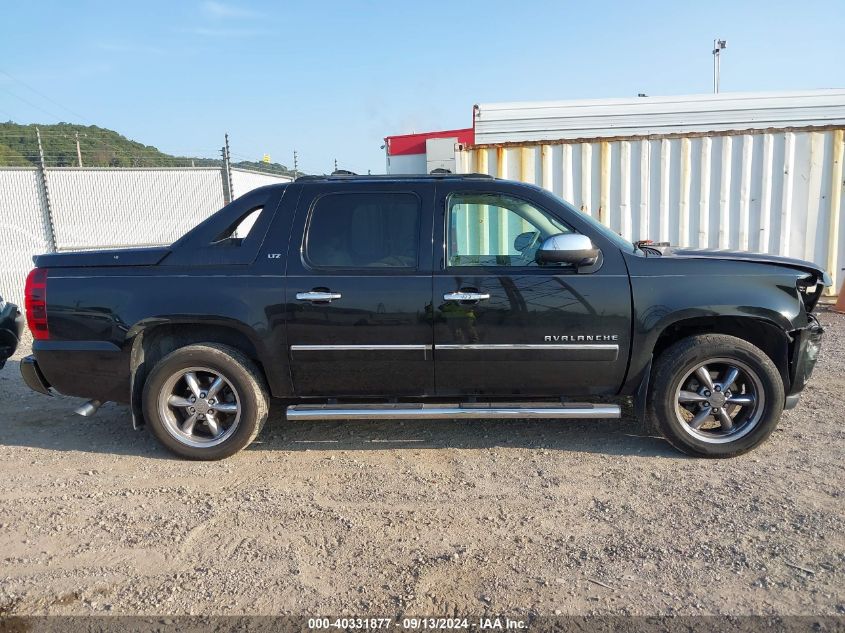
{"left": 667, "top": 248, "right": 832, "bottom": 286}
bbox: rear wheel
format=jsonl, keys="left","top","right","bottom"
{"left": 649, "top": 334, "right": 784, "bottom": 457}
{"left": 142, "top": 343, "right": 269, "bottom": 460}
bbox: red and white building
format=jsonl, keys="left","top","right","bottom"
{"left": 383, "top": 127, "right": 473, "bottom": 175}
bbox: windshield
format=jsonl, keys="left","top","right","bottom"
{"left": 536, "top": 188, "right": 637, "bottom": 254}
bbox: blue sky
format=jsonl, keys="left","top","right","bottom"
{"left": 1, "top": 0, "right": 843, "bottom": 174}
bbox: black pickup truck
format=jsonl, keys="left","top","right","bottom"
{"left": 19, "top": 174, "right": 829, "bottom": 460}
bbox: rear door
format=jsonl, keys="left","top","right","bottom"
{"left": 285, "top": 181, "right": 435, "bottom": 397}
{"left": 432, "top": 181, "right": 632, "bottom": 397}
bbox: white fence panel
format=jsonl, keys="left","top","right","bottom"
{"left": 0, "top": 166, "right": 293, "bottom": 305}
{"left": 458, "top": 128, "right": 845, "bottom": 293}
{"left": 46, "top": 168, "right": 226, "bottom": 250}
{"left": 0, "top": 168, "right": 51, "bottom": 306}
{"left": 231, "top": 168, "right": 291, "bottom": 197}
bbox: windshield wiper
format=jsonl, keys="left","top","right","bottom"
{"left": 635, "top": 240, "right": 669, "bottom": 257}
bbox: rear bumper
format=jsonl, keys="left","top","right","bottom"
{"left": 30, "top": 340, "right": 131, "bottom": 403}
{"left": 20, "top": 355, "right": 52, "bottom": 395}
{"left": 784, "top": 313, "right": 825, "bottom": 406}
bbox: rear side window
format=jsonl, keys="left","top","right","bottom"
{"left": 231, "top": 207, "right": 262, "bottom": 238}
{"left": 212, "top": 205, "right": 264, "bottom": 245}
{"left": 305, "top": 192, "right": 420, "bottom": 269}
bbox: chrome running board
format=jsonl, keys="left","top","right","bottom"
{"left": 286, "top": 402, "right": 620, "bottom": 421}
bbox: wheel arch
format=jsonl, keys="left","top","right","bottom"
{"left": 630, "top": 314, "right": 791, "bottom": 425}
{"left": 652, "top": 315, "right": 790, "bottom": 388}
{"left": 127, "top": 319, "right": 279, "bottom": 427}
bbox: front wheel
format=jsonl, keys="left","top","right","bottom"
{"left": 142, "top": 343, "right": 270, "bottom": 460}
{"left": 649, "top": 334, "right": 785, "bottom": 458}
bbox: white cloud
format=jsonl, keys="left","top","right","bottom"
{"left": 181, "top": 26, "right": 267, "bottom": 38}
{"left": 96, "top": 42, "right": 168, "bottom": 56}
{"left": 201, "top": 1, "right": 261, "bottom": 19}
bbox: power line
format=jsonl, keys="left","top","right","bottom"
{"left": 0, "top": 87, "right": 68, "bottom": 122}
{"left": 0, "top": 68, "right": 91, "bottom": 123}
{"left": 0, "top": 78, "right": 301, "bottom": 171}
{"left": 0, "top": 107, "right": 139, "bottom": 161}
{"left": 0, "top": 129, "right": 225, "bottom": 164}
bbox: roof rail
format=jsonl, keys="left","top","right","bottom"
{"left": 295, "top": 173, "right": 494, "bottom": 182}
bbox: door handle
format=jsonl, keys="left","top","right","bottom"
{"left": 296, "top": 291, "right": 342, "bottom": 302}
{"left": 443, "top": 292, "right": 490, "bottom": 302}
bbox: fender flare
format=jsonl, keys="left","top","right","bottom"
{"left": 124, "top": 316, "right": 279, "bottom": 428}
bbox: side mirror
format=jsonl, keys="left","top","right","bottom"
{"left": 536, "top": 233, "right": 600, "bottom": 266}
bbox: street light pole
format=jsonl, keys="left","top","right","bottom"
{"left": 713, "top": 39, "right": 727, "bottom": 93}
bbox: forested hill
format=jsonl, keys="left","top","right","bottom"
{"left": 0, "top": 122, "right": 298, "bottom": 177}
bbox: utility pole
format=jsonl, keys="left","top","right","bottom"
{"left": 293, "top": 150, "right": 299, "bottom": 179}
{"left": 220, "top": 133, "right": 234, "bottom": 204}
{"left": 75, "top": 132, "right": 83, "bottom": 167}
{"left": 712, "top": 39, "right": 727, "bottom": 93}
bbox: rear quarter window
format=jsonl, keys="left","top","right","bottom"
{"left": 212, "top": 205, "right": 265, "bottom": 246}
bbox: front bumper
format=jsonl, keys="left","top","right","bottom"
{"left": 785, "top": 313, "right": 824, "bottom": 407}
{"left": 20, "top": 355, "right": 53, "bottom": 396}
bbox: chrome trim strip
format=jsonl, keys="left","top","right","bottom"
{"left": 434, "top": 343, "right": 619, "bottom": 351}
{"left": 296, "top": 291, "right": 342, "bottom": 302}
{"left": 290, "top": 344, "right": 432, "bottom": 351}
{"left": 443, "top": 292, "right": 491, "bottom": 301}
{"left": 287, "top": 404, "right": 621, "bottom": 421}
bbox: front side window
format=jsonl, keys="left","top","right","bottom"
{"left": 447, "top": 193, "right": 571, "bottom": 267}
{"left": 305, "top": 192, "right": 420, "bottom": 269}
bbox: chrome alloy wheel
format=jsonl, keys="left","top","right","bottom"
{"left": 157, "top": 366, "right": 241, "bottom": 448}
{"left": 674, "top": 358, "right": 765, "bottom": 444}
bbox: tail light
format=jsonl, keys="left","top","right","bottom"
{"left": 25, "top": 268, "right": 49, "bottom": 340}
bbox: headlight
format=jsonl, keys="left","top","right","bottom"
{"left": 806, "top": 337, "right": 820, "bottom": 362}
{"left": 797, "top": 276, "right": 823, "bottom": 312}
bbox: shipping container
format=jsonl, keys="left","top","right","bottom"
{"left": 456, "top": 91, "right": 845, "bottom": 294}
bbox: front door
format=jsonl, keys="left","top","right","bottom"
{"left": 285, "top": 182, "right": 434, "bottom": 397}
{"left": 432, "top": 184, "right": 632, "bottom": 397}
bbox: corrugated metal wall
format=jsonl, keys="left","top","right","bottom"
{"left": 0, "top": 167, "right": 290, "bottom": 306}
{"left": 457, "top": 127, "right": 845, "bottom": 293}
{"left": 473, "top": 90, "right": 845, "bottom": 143}
{"left": 231, "top": 167, "right": 291, "bottom": 197}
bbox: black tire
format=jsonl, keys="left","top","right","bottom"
{"left": 142, "top": 343, "right": 269, "bottom": 460}
{"left": 648, "top": 334, "right": 785, "bottom": 458}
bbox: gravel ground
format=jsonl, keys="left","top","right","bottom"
{"left": 0, "top": 309, "right": 843, "bottom": 618}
